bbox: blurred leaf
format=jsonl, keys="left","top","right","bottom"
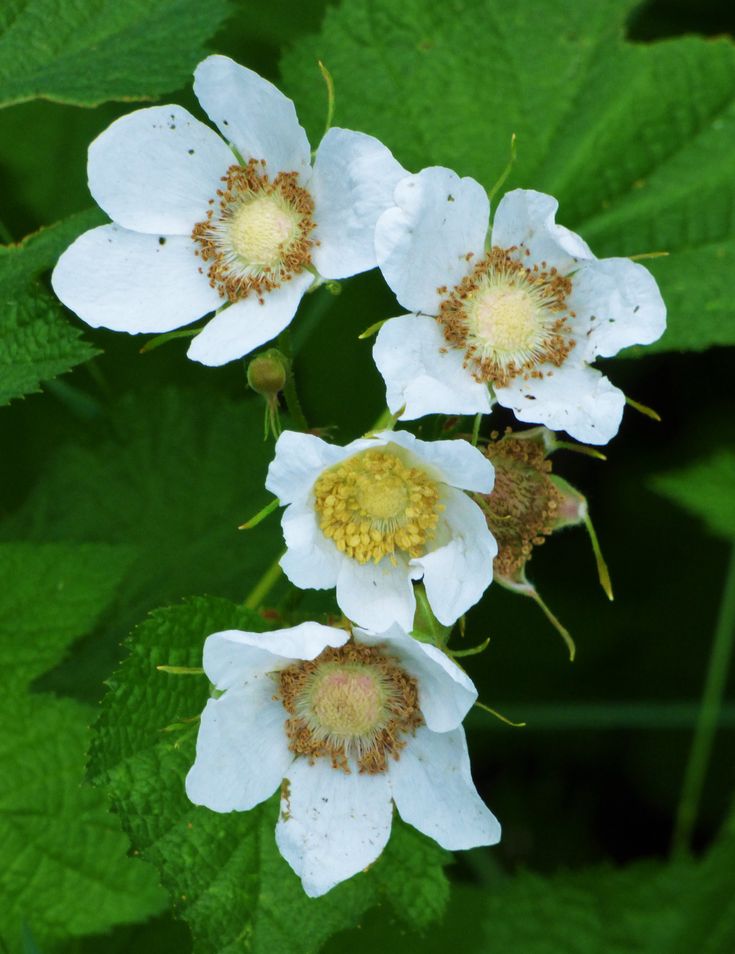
{"left": 650, "top": 449, "right": 735, "bottom": 540}
{"left": 0, "top": 541, "right": 132, "bottom": 685}
{"left": 1, "top": 386, "right": 284, "bottom": 698}
{"left": 282, "top": 0, "right": 735, "bottom": 354}
{"left": 325, "top": 808, "right": 735, "bottom": 953}
{"left": 89, "top": 598, "right": 450, "bottom": 954}
{"left": 0, "top": 0, "right": 231, "bottom": 108}
{"left": 0, "top": 542, "right": 165, "bottom": 954}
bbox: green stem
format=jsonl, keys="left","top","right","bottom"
{"left": 318, "top": 61, "right": 336, "bottom": 138}
{"left": 277, "top": 329, "right": 308, "bottom": 431}
{"left": 471, "top": 413, "right": 482, "bottom": 447}
{"left": 243, "top": 554, "right": 285, "bottom": 610}
{"left": 672, "top": 541, "right": 735, "bottom": 857}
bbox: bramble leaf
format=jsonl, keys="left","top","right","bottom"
{"left": 282, "top": 0, "right": 735, "bottom": 354}
{"left": 0, "top": 0, "right": 231, "bottom": 109}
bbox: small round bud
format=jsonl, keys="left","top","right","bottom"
{"left": 246, "top": 348, "right": 289, "bottom": 397}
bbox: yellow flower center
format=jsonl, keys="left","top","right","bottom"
{"left": 228, "top": 194, "right": 301, "bottom": 268}
{"left": 310, "top": 665, "right": 384, "bottom": 737}
{"left": 437, "top": 246, "right": 575, "bottom": 387}
{"left": 278, "top": 643, "right": 423, "bottom": 774}
{"left": 192, "top": 159, "right": 315, "bottom": 302}
{"left": 313, "top": 449, "right": 443, "bottom": 564}
{"left": 471, "top": 286, "right": 539, "bottom": 354}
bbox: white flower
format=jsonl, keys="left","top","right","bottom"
{"left": 51, "top": 55, "right": 406, "bottom": 366}
{"left": 373, "top": 171, "right": 666, "bottom": 444}
{"left": 266, "top": 429, "right": 498, "bottom": 632}
{"left": 185, "top": 620, "right": 500, "bottom": 896}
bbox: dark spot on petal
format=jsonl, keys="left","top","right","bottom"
{"left": 188, "top": 148, "right": 195, "bottom": 155}
{"left": 634, "top": 305, "right": 640, "bottom": 313}
{"left": 447, "top": 194, "right": 455, "bottom": 202}
{"left": 223, "top": 119, "right": 229, "bottom": 125}
{"left": 158, "top": 237, "right": 166, "bottom": 246}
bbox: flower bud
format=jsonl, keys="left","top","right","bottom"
{"left": 246, "top": 348, "right": 289, "bottom": 398}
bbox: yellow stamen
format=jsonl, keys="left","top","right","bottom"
{"left": 437, "top": 246, "right": 575, "bottom": 387}
{"left": 313, "top": 449, "right": 443, "bottom": 564}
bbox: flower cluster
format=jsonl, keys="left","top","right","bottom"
{"left": 52, "top": 57, "right": 666, "bottom": 896}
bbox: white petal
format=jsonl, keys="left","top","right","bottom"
{"left": 376, "top": 167, "right": 489, "bottom": 314}
{"left": 276, "top": 757, "right": 393, "bottom": 897}
{"left": 279, "top": 498, "right": 341, "bottom": 590}
{"left": 336, "top": 557, "right": 416, "bottom": 632}
{"left": 412, "top": 488, "right": 497, "bottom": 626}
{"left": 379, "top": 429, "right": 494, "bottom": 493}
{"left": 354, "top": 625, "right": 477, "bottom": 732}
{"left": 568, "top": 257, "right": 666, "bottom": 360}
{"left": 266, "top": 430, "right": 353, "bottom": 504}
{"left": 495, "top": 364, "right": 626, "bottom": 445}
{"left": 193, "top": 55, "right": 311, "bottom": 177}
{"left": 310, "top": 127, "right": 407, "bottom": 279}
{"left": 185, "top": 681, "right": 292, "bottom": 812}
{"left": 88, "top": 105, "right": 235, "bottom": 235}
{"left": 491, "top": 189, "right": 594, "bottom": 274}
{"left": 203, "top": 623, "right": 349, "bottom": 689}
{"left": 51, "top": 224, "right": 220, "bottom": 333}
{"left": 390, "top": 726, "right": 500, "bottom": 850}
{"left": 373, "top": 314, "right": 493, "bottom": 420}
{"left": 186, "top": 272, "right": 312, "bottom": 366}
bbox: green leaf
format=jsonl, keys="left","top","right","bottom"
{"left": 0, "top": 541, "right": 133, "bottom": 685}
{"left": 0, "top": 0, "right": 231, "bottom": 109}
{"left": 281, "top": 0, "right": 735, "bottom": 354}
{"left": 0, "top": 542, "right": 165, "bottom": 954}
{"left": 650, "top": 449, "right": 735, "bottom": 541}
{"left": 0, "top": 288, "right": 98, "bottom": 407}
{"left": 89, "top": 598, "right": 450, "bottom": 954}
{"left": 0, "top": 212, "right": 106, "bottom": 406}
{"left": 2, "top": 387, "right": 285, "bottom": 698}
{"left": 0, "top": 210, "right": 105, "bottom": 294}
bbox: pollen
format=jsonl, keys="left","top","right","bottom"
{"left": 437, "top": 246, "right": 576, "bottom": 387}
{"left": 313, "top": 449, "right": 443, "bottom": 565}
{"left": 192, "top": 160, "right": 315, "bottom": 302}
{"left": 278, "top": 642, "right": 423, "bottom": 773}
{"left": 477, "top": 430, "right": 564, "bottom": 581}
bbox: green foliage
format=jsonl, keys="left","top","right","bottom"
{"left": 89, "top": 598, "right": 450, "bottom": 954}
{"left": 1, "top": 387, "right": 284, "bottom": 698}
{"left": 0, "top": 0, "right": 231, "bottom": 108}
{"left": 0, "top": 211, "right": 106, "bottom": 406}
{"left": 282, "top": 0, "right": 735, "bottom": 354}
{"left": 0, "top": 542, "right": 165, "bottom": 953}
{"left": 651, "top": 449, "right": 735, "bottom": 540}
{"left": 324, "top": 814, "right": 735, "bottom": 953}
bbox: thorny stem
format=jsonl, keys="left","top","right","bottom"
{"left": 243, "top": 554, "right": 285, "bottom": 610}
{"left": 672, "top": 541, "right": 735, "bottom": 857}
